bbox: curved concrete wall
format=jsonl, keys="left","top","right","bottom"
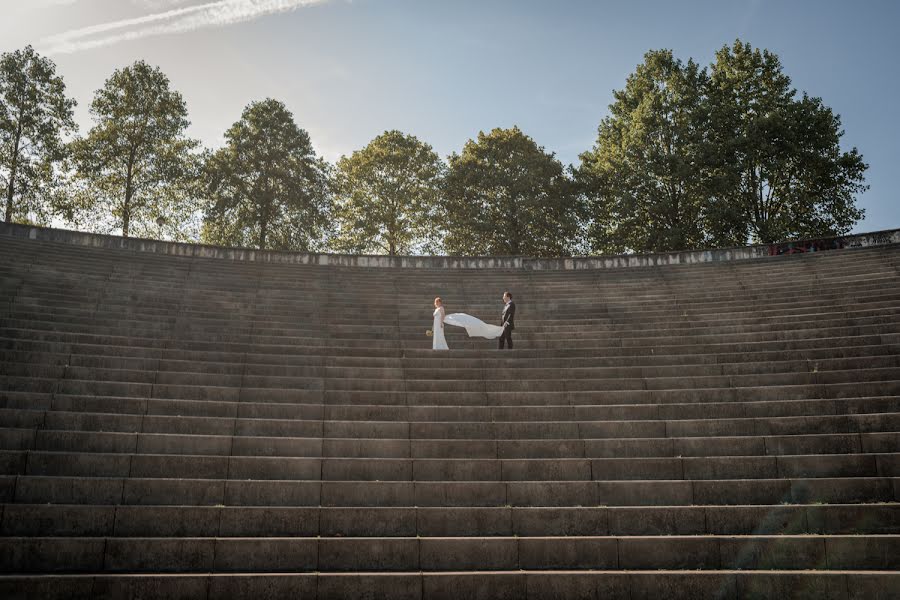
{"left": 1, "top": 221, "right": 898, "bottom": 270}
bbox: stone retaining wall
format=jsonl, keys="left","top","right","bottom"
{"left": 1, "top": 222, "right": 898, "bottom": 270}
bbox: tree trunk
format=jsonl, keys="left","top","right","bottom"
{"left": 123, "top": 180, "right": 133, "bottom": 238}
{"left": 5, "top": 126, "right": 22, "bottom": 223}
{"left": 509, "top": 201, "right": 520, "bottom": 255}
{"left": 259, "top": 197, "right": 268, "bottom": 250}
{"left": 259, "top": 183, "right": 272, "bottom": 250}
{"left": 122, "top": 147, "right": 138, "bottom": 238}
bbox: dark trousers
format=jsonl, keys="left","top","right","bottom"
{"left": 498, "top": 326, "right": 513, "bottom": 349}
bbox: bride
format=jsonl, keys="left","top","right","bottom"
{"left": 432, "top": 297, "right": 503, "bottom": 350}
{"left": 432, "top": 297, "right": 449, "bottom": 350}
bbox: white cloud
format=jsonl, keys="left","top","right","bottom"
{"left": 134, "top": 0, "right": 197, "bottom": 7}
{"left": 39, "top": 0, "right": 335, "bottom": 54}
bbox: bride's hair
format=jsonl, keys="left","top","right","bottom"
{"left": 434, "top": 297, "right": 443, "bottom": 306}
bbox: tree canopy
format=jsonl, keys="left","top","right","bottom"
{"left": 580, "top": 40, "right": 867, "bottom": 253}
{"left": 0, "top": 45, "right": 76, "bottom": 225}
{"left": 69, "top": 60, "right": 200, "bottom": 240}
{"left": 333, "top": 130, "right": 444, "bottom": 256}
{"left": 704, "top": 40, "right": 867, "bottom": 245}
{"left": 578, "top": 49, "right": 709, "bottom": 253}
{"left": 444, "top": 126, "right": 585, "bottom": 257}
{"left": 201, "top": 98, "right": 331, "bottom": 251}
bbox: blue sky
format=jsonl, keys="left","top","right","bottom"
{"left": 3, "top": 0, "right": 898, "bottom": 232}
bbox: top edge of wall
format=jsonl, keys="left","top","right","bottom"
{"left": 1, "top": 222, "right": 898, "bottom": 270}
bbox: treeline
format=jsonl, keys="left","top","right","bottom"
{"left": 1, "top": 40, "right": 867, "bottom": 256}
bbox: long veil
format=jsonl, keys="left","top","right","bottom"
{"left": 444, "top": 313, "right": 504, "bottom": 339}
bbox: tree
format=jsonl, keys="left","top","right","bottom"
{"left": 333, "top": 130, "right": 444, "bottom": 256}
{"left": 69, "top": 60, "right": 200, "bottom": 240}
{"left": 443, "top": 126, "right": 584, "bottom": 257}
{"left": 578, "top": 50, "right": 710, "bottom": 254}
{"left": 0, "top": 45, "right": 76, "bottom": 224}
{"left": 201, "top": 98, "right": 331, "bottom": 251}
{"left": 705, "top": 40, "right": 867, "bottom": 245}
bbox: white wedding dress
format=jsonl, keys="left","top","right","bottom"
{"left": 445, "top": 313, "right": 504, "bottom": 339}
{"left": 432, "top": 307, "right": 449, "bottom": 350}
{"left": 429, "top": 311, "right": 504, "bottom": 351}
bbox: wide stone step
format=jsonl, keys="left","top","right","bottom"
{"left": 2, "top": 450, "right": 897, "bottom": 481}
{"left": 2, "top": 393, "right": 896, "bottom": 424}
{"left": 8, "top": 303, "right": 900, "bottom": 335}
{"left": 5, "top": 351, "right": 900, "bottom": 382}
{"left": 12, "top": 352, "right": 900, "bottom": 381}
{"left": 8, "top": 296, "right": 897, "bottom": 326}
{"left": 2, "top": 329, "right": 893, "bottom": 361}
{"left": 4, "top": 337, "right": 898, "bottom": 373}
{"left": 9, "top": 266, "right": 896, "bottom": 295}
{"left": 4, "top": 503, "right": 898, "bottom": 537}
{"left": 6, "top": 318, "right": 900, "bottom": 348}
{"left": 3, "top": 428, "right": 897, "bottom": 459}
{"left": 7, "top": 299, "right": 900, "bottom": 325}
{"left": 8, "top": 300, "right": 900, "bottom": 330}
{"left": 8, "top": 265, "right": 898, "bottom": 296}
{"left": 4, "top": 475, "right": 897, "bottom": 506}
{"left": 3, "top": 364, "right": 900, "bottom": 396}
{"left": 8, "top": 304, "right": 900, "bottom": 342}
{"left": 3, "top": 407, "right": 897, "bottom": 438}
{"left": 3, "top": 569, "right": 896, "bottom": 600}
{"left": 5, "top": 378, "right": 900, "bottom": 408}
{"left": 5, "top": 302, "right": 897, "bottom": 337}
{"left": 2, "top": 534, "right": 898, "bottom": 573}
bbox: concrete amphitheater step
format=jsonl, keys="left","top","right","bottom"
{"left": 3, "top": 504, "right": 899, "bottom": 537}
{"left": 4, "top": 341, "right": 900, "bottom": 366}
{"left": 2, "top": 450, "right": 898, "bottom": 481}
{"left": 7, "top": 292, "right": 900, "bottom": 313}
{"left": 1, "top": 391, "right": 898, "bottom": 423}
{"left": 1, "top": 430, "right": 898, "bottom": 460}
{"left": 2, "top": 534, "right": 900, "bottom": 574}
{"left": 5, "top": 356, "right": 900, "bottom": 387}
{"left": 0, "top": 571, "right": 897, "bottom": 600}
{"left": 2, "top": 409, "right": 899, "bottom": 440}
{"left": 0, "top": 393, "right": 895, "bottom": 428}
{"left": 4, "top": 339, "right": 899, "bottom": 367}
{"left": 4, "top": 475, "right": 898, "bottom": 506}
{"left": 4, "top": 426, "right": 899, "bottom": 454}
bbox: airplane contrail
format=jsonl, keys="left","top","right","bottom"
{"left": 39, "top": 0, "right": 335, "bottom": 54}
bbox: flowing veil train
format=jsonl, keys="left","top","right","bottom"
{"left": 444, "top": 313, "right": 504, "bottom": 339}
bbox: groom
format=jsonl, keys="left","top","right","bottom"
{"left": 499, "top": 291, "right": 515, "bottom": 349}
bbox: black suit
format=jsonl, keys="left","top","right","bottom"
{"left": 499, "top": 300, "right": 515, "bottom": 349}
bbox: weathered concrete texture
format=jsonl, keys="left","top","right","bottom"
{"left": 2, "top": 572, "right": 900, "bottom": 600}
{"left": 1, "top": 221, "right": 898, "bottom": 269}
{"left": 0, "top": 229, "right": 899, "bottom": 597}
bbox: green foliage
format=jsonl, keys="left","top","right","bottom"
{"left": 578, "top": 50, "right": 709, "bottom": 253}
{"left": 333, "top": 130, "right": 444, "bottom": 255}
{"left": 201, "top": 99, "right": 331, "bottom": 251}
{"left": 0, "top": 45, "right": 77, "bottom": 224}
{"left": 444, "top": 126, "right": 585, "bottom": 257}
{"left": 705, "top": 40, "right": 867, "bottom": 244}
{"left": 580, "top": 40, "right": 867, "bottom": 252}
{"left": 69, "top": 60, "right": 200, "bottom": 240}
